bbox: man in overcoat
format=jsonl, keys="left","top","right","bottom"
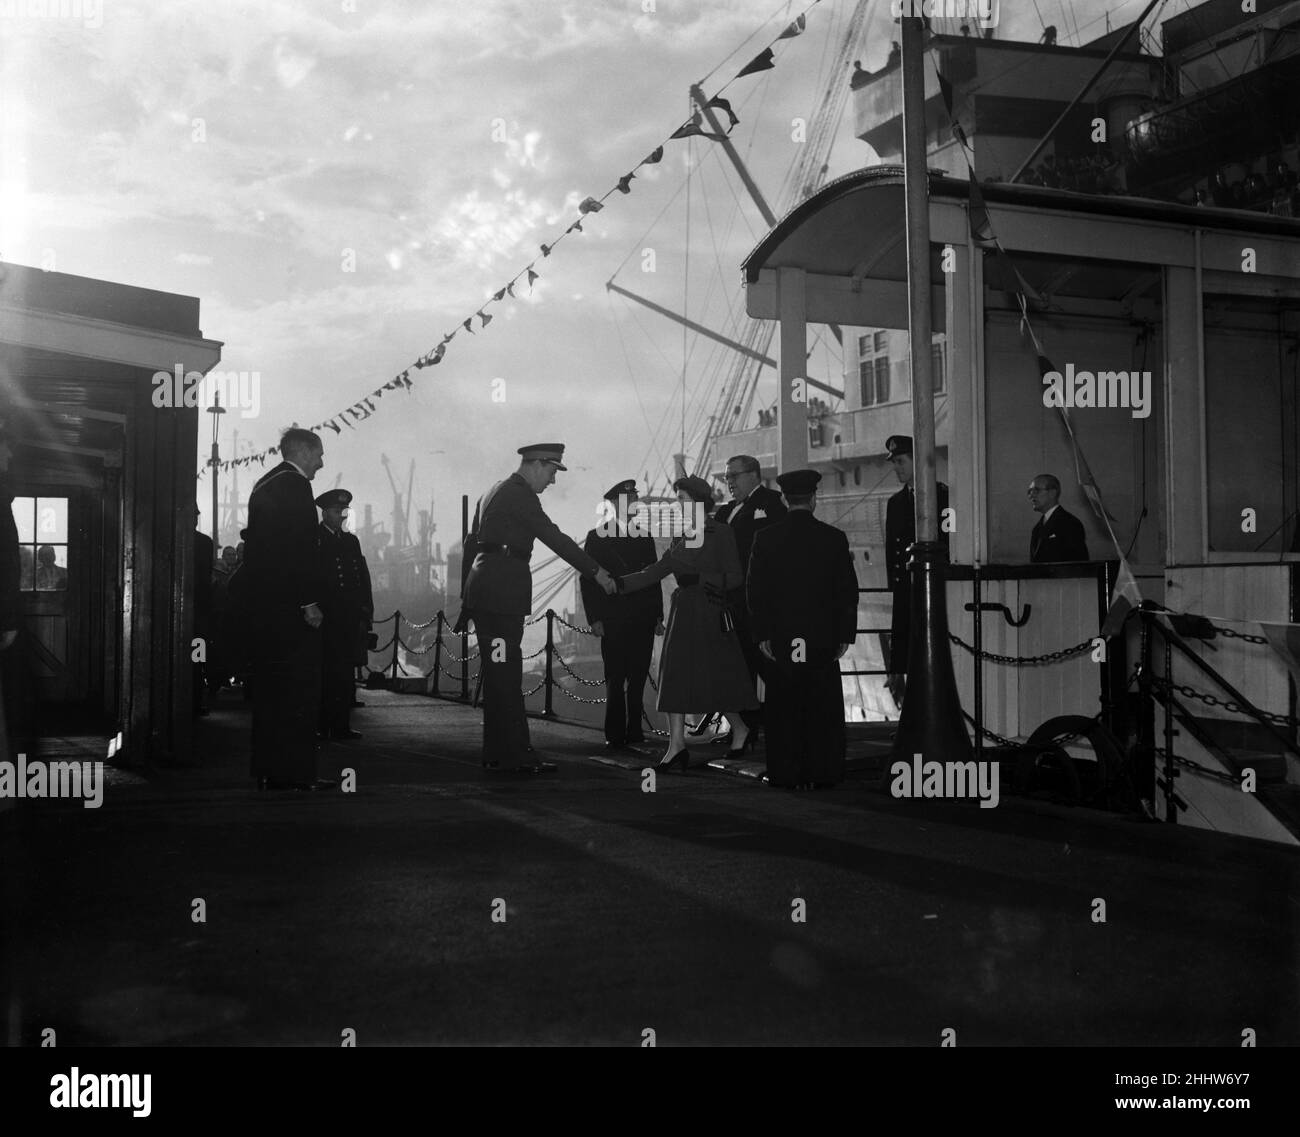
{"left": 747, "top": 469, "right": 858, "bottom": 788}
{"left": 315, "top": 488, "right": 373, "bottom": 740}
{"left": 244, "top": 428, "right": 330, "bottom": 791}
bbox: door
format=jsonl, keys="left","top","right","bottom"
{"left": 11, "top": 493, "right": 82, "bottom": 703}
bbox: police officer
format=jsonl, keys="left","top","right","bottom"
{"left": 315, "top": 488, "right": 374, "bottom": 740}
{"left": 461, "top": 444, "right": 617, "bottom": 774}
{"left": 581, "top": 479, "right": 663, "bottom": 750}
{"left": 748, "top": 469, "right": 859, "bottom": 788}
{"left": 883, "top": 435, "right": 948, "bottom": 705}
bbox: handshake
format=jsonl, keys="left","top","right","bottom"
{"left": 593, "top": 567, "right": 621, "bottom": 595}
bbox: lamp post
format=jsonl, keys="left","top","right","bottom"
{"left": 207, "top": 395, "right": 225, "bottom": 548}
{"left": 891, "top": 14, "right": 973, "bottom": 767}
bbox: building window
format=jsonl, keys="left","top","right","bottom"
{"left": 854, "top": 465, "right": 861, "bottom": 486}
{"left": 838, "top": 470, "right": 846, "bottom": 487}
{"left": 931, "top": 337, "right": 947, "bottom": 393}
{"left": 859, "top": 356, "right": 891, "bottom": 406}
{"left": 857, "top": 333, "right": 872, "bottom": 355}
{"left": 874, "top": 331, "right": 887, "bottom": 352}
{"left": 14, "top": 497, "right": 70, "bottom": 591}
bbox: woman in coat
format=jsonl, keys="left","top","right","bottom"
{"left": 617, "top": 475, "right": 757, "bottom": 770}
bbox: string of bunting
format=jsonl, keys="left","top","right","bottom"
{"left": 928, "top": 43, "right": 1144, "bottom": 632}
{"left": 200, "top": 1, "right": 823, "bottom": 481}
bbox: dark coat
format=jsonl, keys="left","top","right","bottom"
{"left": 885, "top": 481, "right": 949, "bottom": 590}
{"left": 0, "top": 476, "right": 20, "bottom": 634}
{"left": 580, "top": 528, "right": 661, "bottom": 628}
{"left": 463, "top": 472, "right": 601, "bottom": 617}
{"left": 747, "top": 510, "right": 859, "bottom": 670}
{"left": 194, "top": 531, "right": 214, "bottom": 637}
{"left": 1030, "top": 505, "right": 1090, "bottom": 563}
{"left": 317, "top": 524, "right": 374, "bottom": 620}
{"left": 243, "top": 461, "right": 324, "bottom": 654}
{"left": 715, "top": 484, "right": 787, "bottom": 579}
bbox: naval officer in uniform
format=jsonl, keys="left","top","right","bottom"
{"left": 581, "top": 479, "right": 663, "bottom": 749}
{"left": 315, "top": 488, "right": 374, "bottom": 740}
{"left": 884, "top": 435, "right": 949, "bottom": 705}
{"left": 747, "top": 469, "right": 858, "bottom": 788}
{"left": 461, "top": 444, "right": 617, "bottom": 774}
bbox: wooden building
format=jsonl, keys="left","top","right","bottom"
{"left": 0, "top": 262, "right": 222, "bottom": 765}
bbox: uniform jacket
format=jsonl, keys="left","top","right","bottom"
{"left": 317, "top": 524, "right": 374, "bottom": 620}
{"left": 748, "top": 510, "right": 859, "bottom": 670}
{"left": 715, "top": 484, "right": 787, "bottom": 579}
{"left": 885, "top": 481, "right": 949, "bottom": 591}
{"left": 580, "top": 528, "right": 661, "bottom": 628}
{"left": 463, "top": 472, "right": 602, "bottom": 617}
{"left": 244, "top": 461, "right": 324, "bottom": 612}
{"left": 620, "top": 517, "right": 744, "bottom": 595}
{"left": 0, "top": 476, "right": 20, "bottom": 634}
{"left": 1030, "top": 505, "right": 1090, "bottom": 563}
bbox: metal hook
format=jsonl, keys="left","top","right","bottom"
{"left": 964, "top": 601, "right": 1031, "bottom": 627}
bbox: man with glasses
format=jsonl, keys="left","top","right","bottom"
{"left": 1028, "top": 474, "right": 1089, "bottom": 563}
{"left": 716, "top": 454, "right": 787, "bottom": 739}
{"left": 884, "top": 435, "right": 949, "bottom": 707}
{"left": 461, "top": 444, "right": 618, "bottom": 774}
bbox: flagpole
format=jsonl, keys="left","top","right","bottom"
{"left": 891, "top": 13, "right": 973, "bottom": 768}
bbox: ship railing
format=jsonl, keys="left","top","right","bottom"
{"left": 1131, "top": 602, "right": 1300, "bottom": 826}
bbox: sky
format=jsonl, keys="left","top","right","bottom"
{"left": 1, "top": 0, "right": 1160, "bottom": 584}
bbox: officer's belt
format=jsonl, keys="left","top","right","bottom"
{"left": 481, "top": 544, "right": 530, "bottom": 560}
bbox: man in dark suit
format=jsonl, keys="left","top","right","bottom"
{"left": 244, "top": 428, "right": 331, "bottom": 791}
{"left": 581, "top": 479, "right": 662, "bottom": 750}
{"left": 884, "top": 435, "right": 949, "bottom": 704}
{"left": 315, "top": 488, "right": 373, "bottom": 741}
{"left": 461, "top": 444, "right": 617, "bottom": 774}
{"left": 748, "top": 469, "right": 858, "bottom": 789}
{"left": 714, "top": 453, "right": 786, "bottom": 733}
{"left": 1028, "top": 474, "right": 1090, "bottom": 562}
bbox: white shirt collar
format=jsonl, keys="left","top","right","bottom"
{"left": 286, "top": 458, "right": 309, "bottom": 478}
{"left": 1041, "top": 504, "right": 1059, "bottom": 522}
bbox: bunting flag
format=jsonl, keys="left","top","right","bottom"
{"left": 198, "top": 0, "right": 827, "bottom": 481}
{"left": 1099, "top": 558, "right": 1144, "bottom": 638}
{"left": 707, "top": 96, "right": 739, "bottom": 132}
{"left": 737, "top": 47, "right": 775, "bottom": 77}
{"left": 967, "top": 175, "right": 996, "bottom": 246}
{"left": 778, "top": 14, "right": 806, "bottom": 38}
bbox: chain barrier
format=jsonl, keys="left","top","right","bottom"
{"left": 552, "top": 650, "right": 605, "bottom": 687}
{"left": 552, "top": 613, "right": 598, "bottom": 636}
{"left": 1147, "top": 673, "right": 1298, "bottom": 729}
{"left": 1212, "top": 624, "right": 1270, "bottom": 645}
{"left": 1153, "top": 746, "right": 1241, "bottom": 787}
{"left": 949, "top": 633, "right": 1095, "bottom": 666}
{"left": 372, "top": 635, "right": 397, "bottom": 654}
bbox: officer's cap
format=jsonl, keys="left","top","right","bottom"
{"left": 777, "top": 469, "right": 821, "bottom": 495}
{"left": 603, "top": 478, "right": 638, "bottom": 502}
{"left": 315, "top": 489, "right": 353, "bottom": 510}
{"left": 884, "top": 435, "right": 913, "bottom": 459}
{"left": 518, "top": 443, "right": 567, "bottom": 470}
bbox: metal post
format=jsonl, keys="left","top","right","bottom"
{"left": 891, "top": 14, "right": 973, "bottom": 767}
{"left": 461, "top": 494, "right": 469, "bottom": 701}
{"left": 207, "top": 395, "right": 225, "bottom": 548}
{"left": 1136, "top": 608, "right": 1156, "bottom": 809}
{"left": 431, "top": 611, "right": 443, "bottom": 697}
{"left": 544, "top": 609, "right": 556, "bottom": 719}
{"left": 973, "top": 567, "right": 983, "bottom": 760}
{"left": 1162, "top": 634, "right": 1177, "bottom": 824}
{"left": 390, "top": 610, "right": 401, "bottom": 681}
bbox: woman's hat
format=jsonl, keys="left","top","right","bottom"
{"left": 672, "top": 475, "right": 715, "bottom": 508}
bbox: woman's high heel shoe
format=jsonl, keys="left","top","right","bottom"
{"left": 657, "top": 749, "right": 689, "bottom": 773}
{"left": 727, "top": 733, "right": 755, "bottom": 757}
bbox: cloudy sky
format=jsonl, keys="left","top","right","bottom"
{"left": 2, "top": 0, "right": 1154, "bottom": 578}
